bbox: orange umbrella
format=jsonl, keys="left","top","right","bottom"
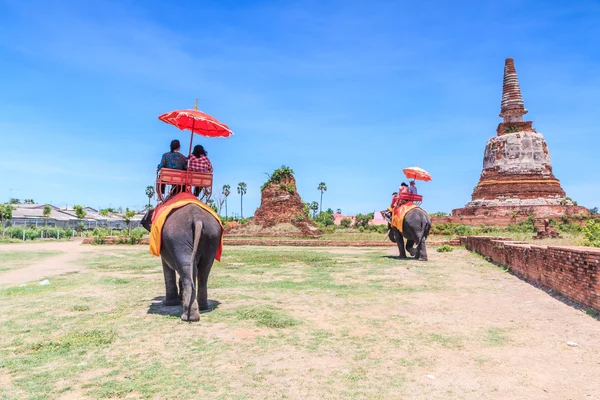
{"left": 158, "top": 99, "right": 234, "bottom": 160}
{"left": 403, "top": 166, "right": 432, "bottom": 182}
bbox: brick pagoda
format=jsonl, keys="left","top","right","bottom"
{"left": 452, "top": 58, "right": 589, "bottom": 219}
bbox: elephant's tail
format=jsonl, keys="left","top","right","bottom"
{"left": 186, "top": 220, "right": 203, "bottom": 321}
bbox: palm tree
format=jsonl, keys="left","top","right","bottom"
{"left": 237, "top": 182, "right": 247, "bottom": 219}
{"left": 145, "top": 186, "right": 155, "bottom": 207}
{"left": 222, "top": 185, "right": 231, "bottom": 221}
{"left": 317, "top": 182, "right": 327, "bottom": 214}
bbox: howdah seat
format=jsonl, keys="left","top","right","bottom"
{"left": 156, "top": 168, "right": 213, "bottom": 203}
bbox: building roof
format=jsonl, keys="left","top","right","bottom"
{"left": 11, "top": 204, "right": 77, "bottom": 221}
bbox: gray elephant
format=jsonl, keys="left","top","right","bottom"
{"left": 141, "top": 204, "right": 221, "bottom": 322}
{"left": 382, "top": 208, "right": 431, "bottom": 261}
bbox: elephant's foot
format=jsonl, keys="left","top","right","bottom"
{"left": 408, "top": 248, "right": 416, "bottom": 257}
{"left": 418, "top": 257, "right": 428, "bottom": 262}
{"left": 198, "top": 302, "right": 210, "bottom": 312}
{"left": 181, "top": 309, "right": 200, "bottom": 322}
{"left": 163, "top": 297, "right": 181, "bottom": 306}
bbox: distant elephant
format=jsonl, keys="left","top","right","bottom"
{"left": 141, "top": 204, "right": 221, "bottom": 322}
{"left": 382, "top": 208, "right": 431, "bottom": 261}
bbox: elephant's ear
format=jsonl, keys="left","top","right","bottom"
{"left": 141, "top": 208, "right": 154, "bottom": 232}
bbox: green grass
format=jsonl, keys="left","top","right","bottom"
{"left": 232, "top": 305, "right": 300, "bottom": 328}
{"left": 484, "top": 327, "right": 510, "bottom": 346}
{"left": 0, "top": 251, "right": 62, "bottom": 272}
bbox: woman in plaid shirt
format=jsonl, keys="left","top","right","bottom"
{"left": 189, "top": 145, "right": 213, "bottom": 196}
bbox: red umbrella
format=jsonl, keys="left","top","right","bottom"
{"left": 158, "top": 100, "right": 234, "bottom": 161}
{"left": 403, "top": 166, "right": 432, "bottom": 182}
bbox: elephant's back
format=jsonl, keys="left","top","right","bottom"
{"left": 163, "top": 204, "right": 222, "bottom": 241}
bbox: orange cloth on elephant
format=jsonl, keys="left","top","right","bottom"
{"left": 389, "top": 201, "right": 419, "bottom": 233}
{"left": 150, "top": 192, "right": 223, "bottom": 261}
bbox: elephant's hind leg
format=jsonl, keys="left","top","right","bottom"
{"left": 162, "top": 260, "right": 181, "bottom": 306}
{"left": 175, "top": 254, "right": 200, "bottom": 322}
{"left": 197, "top": 251, "right": 217, "bottom": 312}
{"left": 416, "top": 238, "right": 428, "bottom": 261}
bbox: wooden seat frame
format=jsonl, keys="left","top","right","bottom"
{"left": 156, "top": 168, "right": 213, "bottom": 203}
{"left": 398, "top": 193, "right": 423, "bottom": 206}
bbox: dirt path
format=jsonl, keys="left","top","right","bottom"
{"left": 0, "top": 240, "right": 95, "bottom": 285}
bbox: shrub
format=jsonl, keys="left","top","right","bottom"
{"left": 25, "top": 229, "right": 40, "bottom": 241}
{"left": 375, "top": 224, "right": 388, "bottom": 234}
{"left": 354, "top": 213, "right": 374, "bottom": 228}
{"left": 92, "top": 227, "right": 109, "bottom": 244}
{"left": 454, "top": 225, "right": 473, "bottom": 236}
{"left": 123, "top": 228, "right": 145, "bottom": 245}
{"left": 340, "top": 218, "right": 352, "bottom": 228}
{"left": 437, "top": 244, "right": 454, "bottom": 252}
{"left": 291, "top": 213, "right": 305, "bottom": 222}
{"left": 260, "top": 166, "right": 295, "bottom": 191}
{"left": 507, "top": 215, "right": 535, "bottom": 233}
{"left": 315, "top": 212, "right": 334, "bottom": 226}
{"left": 582, "top": 220, "right": 600, "bottom": 247}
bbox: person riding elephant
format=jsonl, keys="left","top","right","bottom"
{"left": 382, "top": 207, "right": 431, "bottom": 261}
{"left": 141, "top": 203, "right": 221, "bottom": 321}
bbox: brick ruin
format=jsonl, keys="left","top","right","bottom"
{"left": 462, "top": 236, "right": 600, "bottom": 313}
{"left": 227, "top": 174, "right": 320, "bottom": 237}
{"left": 451, "top": 58, "right": 589, "bottom": 221}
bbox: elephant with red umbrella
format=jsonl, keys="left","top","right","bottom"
{"left": 142, "top": 101, "right": 233, "bottom": 321}
{"left": 382, "top": 166, "right": 432, "bottom": 261}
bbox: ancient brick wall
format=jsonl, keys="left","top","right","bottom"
{"left": 460, "top": 236, "right": 600, "bottom": 311}
{"left": 451, "top": 204, "right": 589, "bottom": 219}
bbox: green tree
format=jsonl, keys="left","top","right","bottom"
{"left": 317, "top": 182, "right": 327, "bottom": 214}
{"left": 43, "top": 204, "right": 52, "bottom": 226}
{"left": 336, "top": 208, "right": 342, "bottom": 214}
{"left": 326, "top": 208, "right": 334, "bottom": 214}
{"left": 207, "top": 199, "right": 218, "bottom": 213}
{"left": 99, "top": 209, "right": 110, "bottom": 216}
{"left": 354, "top": 213, "right": 374, "bottom": 228}
{"left": 24, "top": 199, "right": 35, "bottom": 204}
{"left": 145, "top": 186, "right": 155, "bottom": 207}
{"left": 73, "top": 205, "right": 87, "bottom": 231}
{"left": 222, "top": 185, "right": 231, "bottom": 221}
{"left": 237, "top": 182, "right": 247, "bottom": 218}
{"left": 0, "top": 204, "right": 16, "bottom": 235}
{"left": 340, "top": 218, "right": 352, "bottom": 228}
{"left": 309, "top": 201, "right": 319, "bottom": 219}
{"left": 9, "top": 198, "right": 20, "bottom": 204}
{"left": 123, "top": 208, "right": 136, "bottom": 235}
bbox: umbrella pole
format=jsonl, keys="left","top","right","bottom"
{"left": 187, "top": 119, "right": 195, "bottom": 169}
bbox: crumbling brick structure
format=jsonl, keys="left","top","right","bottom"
{"left": 461, "top": 236, "right": 600, "bottom": 313}
{"left": 228, "top": 174, "right": 320, "bottom": 237}
{"left": 452, "top": 58, "right": 589, "bottom": 220}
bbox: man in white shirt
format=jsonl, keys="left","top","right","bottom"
{"left": 408, "top": 181, "right": 418, "bottom": 194}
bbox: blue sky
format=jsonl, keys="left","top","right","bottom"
{"left": 0, "top": 0, "right": 598, "bottom": 216}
